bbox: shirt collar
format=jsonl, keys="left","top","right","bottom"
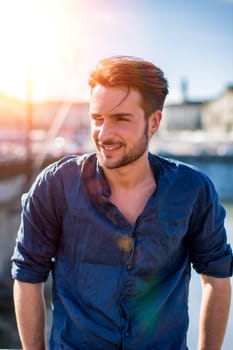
{"left": 84, "top": 153, "right": 160, "bottom": 201}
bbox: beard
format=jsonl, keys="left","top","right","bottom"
{"left": 96, "top": 123, "right": 150, "bottom": 169}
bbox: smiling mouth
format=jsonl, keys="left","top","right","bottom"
{"left": 98, "top": 143, "right": 122, "bottom": 151}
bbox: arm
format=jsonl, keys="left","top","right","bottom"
{"left": 13, "top": 280, "right": 47, "bottom": 350}
{"left": 197, "top": 275, "right": 231, "bottom": 350}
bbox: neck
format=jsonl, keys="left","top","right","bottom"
{"left": 102, "top": 152, "right": 153, "bottom": 190}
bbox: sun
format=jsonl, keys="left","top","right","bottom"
{"left": 0, "top": 0, "right": 78, "bottom": 102}
{"left": 0, "top": 0, "right": 116, "bottom": 102}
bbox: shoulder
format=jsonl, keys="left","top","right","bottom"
{"left": 29, "top": 153, "right": 97, "bottom": 194}
{"left": 44, "top": 152, "right": 95, "bottom": 175}
{"left": 153, "top": 154, "right": 213, "bottom": 186}
{"left": 150, "top": 153, "right": 219, "bottom": 204}
{"left": 37, "top": 153, "right": 95, "bottom": 180}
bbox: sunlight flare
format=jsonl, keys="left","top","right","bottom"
{"left": 0, "top": 0, "right": 80, "bottom": 101}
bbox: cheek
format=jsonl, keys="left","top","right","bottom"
{"left": 91, "top": 125, "right": 98, "bottom": 139}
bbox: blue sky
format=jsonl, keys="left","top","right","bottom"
{"left": 73, "top": 0, "right": 233, "bottom": 102}
{"left": 0, "top": 0, "right": 232, "bottom": 102}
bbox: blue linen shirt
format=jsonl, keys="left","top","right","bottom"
{"left": 11, "top": 153, "right": 233, "bottom": 350}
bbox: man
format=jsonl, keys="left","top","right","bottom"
{"left": 12, "top": 56, "right": 232, "bottom": 350}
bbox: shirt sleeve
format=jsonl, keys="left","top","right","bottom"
{"left": 188, "top": 174, "right": 233, "bottom": 277}
{"left": 11, "top": 165, "right": 62, "bottom": 283}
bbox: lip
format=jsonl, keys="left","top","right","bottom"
{"left": 98, "top": 143, "right": 122, "bottom": 153}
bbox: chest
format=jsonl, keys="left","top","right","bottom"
{"left": 109, "top": 185, "right": 156, "bottom": 225}
{"left": 57, "top": 201, "right": 187, "bottom": 286}
{"left": 59, "top": 192, "right": 190, "bottom": 277}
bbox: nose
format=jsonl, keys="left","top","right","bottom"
{"left": 97, "top": 119, "right": 115, "bottom": 141}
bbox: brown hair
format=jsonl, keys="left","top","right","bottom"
{"left": 88, "top": 55, "right": 169, "bottom": 117}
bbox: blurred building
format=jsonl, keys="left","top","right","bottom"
{"left": 162, "top": 78, "right": 203, "bottom": 131}
{"left": 202, "top": 85, "right": 233, "bottom": 133}
{"left": 162, "top": 100, "right": 203, "bottom": 131}
{"left": 154, "top": 83, "right": 233, "bottom": 156}
{"left": 162, "top": 85, "right": 233, "bottom": 134}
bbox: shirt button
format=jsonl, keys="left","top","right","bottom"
{"left": 127, "top": 264, "right": 133, "bottom": 270}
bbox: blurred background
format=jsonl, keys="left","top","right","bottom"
{"left": 0, "top": 0, "right": 232, "bottom": 348}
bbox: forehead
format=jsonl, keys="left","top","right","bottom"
{"left": 89, "top": 85, "right": 143, "bottom": 115}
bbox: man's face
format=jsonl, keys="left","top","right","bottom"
{"left": 89, "top": 85, "right": 151, "bottom": 169}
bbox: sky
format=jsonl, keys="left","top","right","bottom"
{"left": 0, "top": 0, "right": 232, "bottom": 103}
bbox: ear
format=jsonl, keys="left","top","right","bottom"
{"left": 149, "top": 110, "right": 162, "bottom": 135}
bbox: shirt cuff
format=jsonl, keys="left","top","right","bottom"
{"left": 11, "top": 262, "right": 49, "bottom": 283}
{"left": 192, "top": 245, "right": 233, "bottom": 277}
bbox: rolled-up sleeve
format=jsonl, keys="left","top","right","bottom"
{"left": 188, "top": 175, "right": 233, "bottom": 277}
{"left": 11, "top": 166, "right": 62, "bottom": 283}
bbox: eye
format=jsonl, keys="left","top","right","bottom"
{"left": 90, "top": 114, "right": 103, "bottom": 124}
{"left": 117, "top": 116, "right": 130, "bottom": 122}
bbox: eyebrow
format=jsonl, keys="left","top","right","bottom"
{"left": 111, "top": 112, "right": 133, "bottom": 118}
{"left": 90, "top": 112, "right": 133, "bottom": 118}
